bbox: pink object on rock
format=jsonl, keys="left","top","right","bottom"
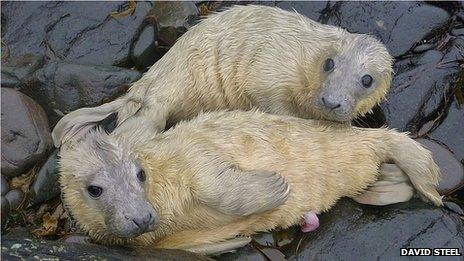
{"left": 301, "top": 211, "right": 319, "bottom": 232}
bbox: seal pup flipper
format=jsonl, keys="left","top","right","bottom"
{"left": 52, "top": 99, "right": 126, "bottom": 148}
{"left": 196, "top": 166, "right": 290, "bottom": 216}
{"left": 352, "top": 163, "right": 414, "bottom": 206}
{"left": 181, "top": 236, "right": 252, "bottom": 255}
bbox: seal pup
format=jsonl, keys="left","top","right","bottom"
{"left": 59, "top": 110, "right": 442, "bottom": 253}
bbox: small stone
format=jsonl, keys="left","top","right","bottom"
{"left": 4, "top": 189, "right": 24, "bottom": 210}
{"left": 150, "top": 1, "right": 199, "bottom": 47}
{"left": 1, "top": 176, "right": 9, "bottom": 196}
{"left": 31, "top": 151, "right": 60, "bottom": 205}
{"left": 131, "top": 25, "right": 163, "bottom": 69}
{"left": 1, "top": 197, "right": 10, "bottom": 225}
{"left": 0, "top": 54, "right": 44, "bottom": 88}
{"left": 1, "top": 88, "right": 53, "bottom": 178}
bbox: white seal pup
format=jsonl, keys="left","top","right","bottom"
{"left": 58, "top": 110, "right": 442, "bottom": 253}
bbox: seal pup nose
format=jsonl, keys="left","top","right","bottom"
{"left": 132, "top": 213, "right": 153, "bottom": 231}
{"left": 321, "top": 97, "right": 341, "bottom": 110}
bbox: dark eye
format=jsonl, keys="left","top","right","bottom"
{"left": 323, "top": 58, "right": 334, "bottom": 72}
{"left": 361, "top": 74, "right": 373, "bottom": 88}
{"left": 87, "top": 185, "right": 103, "bottom": 198}
{"left": 137, "top": 169, "right": 146, "bottom": 182}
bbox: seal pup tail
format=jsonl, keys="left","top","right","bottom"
{"left": 384, "top": 130, "right": 443, "bottom": 206}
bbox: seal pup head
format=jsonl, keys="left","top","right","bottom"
{"left": 302, "top": 33, "right": 393, "bottom": 122}
{"left": 59, "top": 128, "right": 158, "bottom": 241}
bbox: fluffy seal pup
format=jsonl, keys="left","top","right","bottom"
{"left": 53, "top": 5, "right": 407, "bottom": 206}
{"left": 58, "top": 110, "right": 442, "bottom": 254}
{"left": 53, "top": 4, "right": 393, "bottom": 145}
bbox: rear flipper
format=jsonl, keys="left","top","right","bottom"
{"left": 301, "top": 211, "right": 319, "bottom": 232}
{"left": 181, "top": 236, "right": 252, "bottom": 255}
{"left": 352, "top": 163, "right": 414, "bottom": 206}
{"left": 196, "top": 166, "right": 290, "bottom": 216}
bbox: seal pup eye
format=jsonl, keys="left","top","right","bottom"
{"left": 137, "top": 169, "right": 146, "bottom": 182}
{"left": 361, "top": 74, "right": 373, "bottom": 88}
{"left": 87, "top": 185, "right": 103, "bottom": 198}
{"left": 323, "top": 58, "right": 334, "bottom": 72}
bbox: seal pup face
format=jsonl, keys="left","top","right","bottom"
{"left": 59, "top": 129, "right": 159, "bottom": 239}
{"left": 312, "top": 34, "right": 393, "bottom": 122}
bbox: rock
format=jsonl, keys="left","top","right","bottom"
{"left": 444, "top": 201, "right": 464, "bottom": 216}
{"left": 150, "top": 1, "right": 199, "bottom": 47}
{"left": 130, "top": 1, "right": 199, "bottom": 69}
{"left": 30, "top": 150, "right": 60, "bottom": 205}
{"left": 429, "top": 100, "right": 464, "bottom": 162}
{"left": 4, "top": 189, "right": 24, "bottom": 210}
{"left": 1, "top": 1, "right": 153, "bottom": 66}
{"left": 1, "top": 176, "right": 9, "bottom": 196}
{"left": 1, "top": 197, "right": 10, "bottom": 226}
{"left": 19, "top": 61, "right": 141, "bottom": 125}
{"left": 1, "top": 88, "right": 53, "bottom": 178}
{"left": 1, "top": 228, "right": 212, "bottom": 260}
{"left": 380, "top": 49, "right": 459, "bottom": 131}
{"left": 1, "top": 54, "right": 45, "bottom": 88}
{"left": 416, "top": 138, "right": 464, "bottom": 195}
{"left": 320, "top": 2, "right": 450, "bottom": 57}
{"left": 282, "top": 199, "right": 464, "bottom": 260}
{"left": 275, "top": 1, "right": 329, "bottom": 21}
{"left": 218, "top": 245, "right": 268, "bottom": 261}
{"left": 130, "top": 24, "right": 162, "bottom": 69}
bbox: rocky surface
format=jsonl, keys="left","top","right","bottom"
{"left": 1, "top": 228, "right": 212, "bottom": 261}
{"left": 130, "top": 1, "right": 199, "bottom": 69}
{"left": 18, "top": 60, "right": 141, "bottom": 125}
{"left": 1, "top": 54, "right": 44, "bottom": 88}
{"left": 1, "top": 1, "right": 463, "bottom": 260}
{"left": 1, "top": 1, "right": 153, "bottom": 67}
{"left": 417, "top": 139, "right": 464, "bottom": 195}
{"left": 30, "top": 151, "right": 60, "bottom": 205}
{"left": 4, "top": 190, "right": 24, "bottom": 210}
{"left": 281, "top": 199, "right": 463, "bottom": 260}
{"left": 1, "top": 88, "right": 53, "bottom": 178}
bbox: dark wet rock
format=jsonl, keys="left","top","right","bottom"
{"left": 320, "top": 2, "right": 450, "bottom": 57}
{"left": 429, "top": 100, "right": 464, "bottom": 161}
{"left": 380, "top": 48, "right": 459, "bottom": 131}
{"left": 282, "top": 198, "right": 464, "bottom": 260}
{"left": 416, "top": 138, "right": 464, "bottom": 195}
{"left": 149, "top": 1, "right": 199, "bottom": 47}
{"left": 0, "top": 54, "right": 45, "bottom": 88}
{"left": 217, "top": 244, "right": 287, "bottom": 261}
{"left": 130, "top": 24, "right": 162, "bottom": 69}
{"left": 1, "top": 88, "right": 53, "bottom": 178}
{"left": 218, "top": 245, "right": 268, "bottom": 261}
{"left": 1, "top": 197, "right": 10, "bottom": 225}
{"left": 1, "top": 176, "right": 9, "bottom": 196}
{"left": 1, "top": 228, "right": 212, "bottom": 260}
{"left": 30, "top": 151, "right": 60, "bottom": 205}
{"left": 130, "top": 1, "right": 199, "bottom": 69}
{"left": 1, "top": 1, "right": 153, "bottom": 66}
{"left": 444, "top": 201, "right": 464, "bottom": 216}
{"left": 4, "top": 189, "right": 24, "bottom": 210}
{"left": 19, "top": 61, "right": 141, "bottom": 125}
{"left": 275, "top": 1, "right": 329, "bottom": 21}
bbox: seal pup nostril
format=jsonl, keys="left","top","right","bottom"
{"left": 321, "top": 97, "right": 341, "bottom": 110}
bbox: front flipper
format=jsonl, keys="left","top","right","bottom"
{"left": 196, "top": 166, "right": 290, "bottom": 216}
